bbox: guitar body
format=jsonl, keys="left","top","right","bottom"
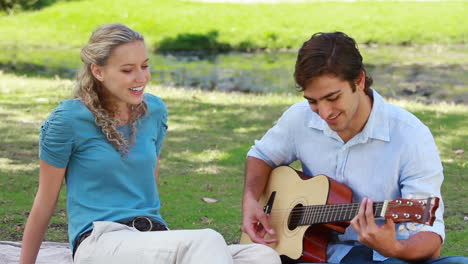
{"left": 240, "top": 166, "right": 353, "bottom": 263}
{"left": 241, "top": 166, "right": 439, "bottom": 263}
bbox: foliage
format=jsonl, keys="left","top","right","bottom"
{"left": 0, "top": 72, "right": 466, "bottom": 255}
{"left": 0, "top": 0, "right": 66, "bottom": 14}
{"left": 0, "top": 0, "right": 466, "bottom": 50}
{"left": 157, "top": 30, "right": 232, "bottom": 52}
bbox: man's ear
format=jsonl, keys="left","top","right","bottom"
{"left": 90, "top": 64, "right": 104, "bottom": 82}
{"left": 356, "top": 71, "right": 366, "bottom": 91}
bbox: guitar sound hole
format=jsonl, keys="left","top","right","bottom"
{"left": 288, "top": 204, "right": 304, "bottom": 231}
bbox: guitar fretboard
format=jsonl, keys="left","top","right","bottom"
{"left": 291, "top": 202, "right": 385, "bottom": 226}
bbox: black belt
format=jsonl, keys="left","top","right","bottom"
{"left": 72, "top": 217, "right": 168, "bottom": 258}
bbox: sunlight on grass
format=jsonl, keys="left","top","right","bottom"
{"left": 0, "top": 158, "right": 38, "bottom": 174}
{"left": 195, "top": 149, "right": 228, "bottom": 162}
{"left": 0, "top": 73, "right": 466, "bottom": 254}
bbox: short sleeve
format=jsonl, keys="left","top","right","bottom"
{"left": 145, "top": 94, "right": 168, "bottom": 157}
{"left": 247, "top": 105, "right": 298, "bottom": 167}
{"left": 399, "top": 125, "right": 445, "bottom": 241}
{"left": 39, "top": 102, "right": 74, "bottom": 168}
{"left": 155, "top": 106, "right": 168, "bottom": 157}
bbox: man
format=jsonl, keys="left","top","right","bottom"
{"left": 241, "top": 32, "right": 467, "bottom": 263}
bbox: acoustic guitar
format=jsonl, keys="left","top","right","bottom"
{"left": 240, "top": 166, "right": 439, "bottom": 263}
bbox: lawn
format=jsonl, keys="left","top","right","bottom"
{"left": 0, "top": 72, "right": 466, "bottom": 256}
{"left": 0, "top": 0, "right": 466, "bottom": 51}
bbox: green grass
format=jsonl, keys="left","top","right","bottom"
{"left": 0, "top": 72, "right": 466, "bottom": 256}
{"left": 0, "top": 0, "right": 467, "bottom": 51}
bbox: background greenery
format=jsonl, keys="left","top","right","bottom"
{"left": 0, "top": 0, "right": 72, "bottom": 15}
{"left": 0, "top": 0, "right": 467, "bottom": 51}
{"left": 0, "top": 0, "right": 466, "bottom": 258}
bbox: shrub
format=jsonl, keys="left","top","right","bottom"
{"left": 0, "top": 0, "right": 61, "bottom": 14}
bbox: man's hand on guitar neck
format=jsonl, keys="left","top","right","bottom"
{"left": 351, "top": 197, "right": 442, "bottom": 261}
{"left": 351, "top": 197, "right": 401, "bottom": 257}
{"left": 241, "top": 197, "right": 278, "bottom": 245}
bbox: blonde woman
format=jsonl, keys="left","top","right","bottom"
{"left": 19, "top": 23, "right": 280, "bottom": 264}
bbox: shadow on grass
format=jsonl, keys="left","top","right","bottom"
{"left": 0, "top": 61, "right": 76, "bottom": 79}
{"left": 0, "top": 81, "right": 466, "bottom": 251}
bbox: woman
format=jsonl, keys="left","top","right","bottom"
{"left": 19, "top": 23, "right": 280, "bottom": 264}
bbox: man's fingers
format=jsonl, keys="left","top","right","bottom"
{"left": 364, "top": 198, "right": 376, "bottom": 227}
{"left": 258, "top": 213, "right": 276, "bottom": 235}
{"left": 244, "top": 223, "right": 265, "bottom": 244}
{"left": 242, "top": 213, "right": 277, "bottom": 244}
{"left": 358, "top": 197, "right": 368, "bottom": 228}
{"left": 383, "top": 217, "right": 395, "bottom": 230}
{"left": 350, "top": 216, "right": 360, "bottom": 233}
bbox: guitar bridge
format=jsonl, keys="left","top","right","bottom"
{"left": 263, "top": 191, "right": 276, "bottom": 214}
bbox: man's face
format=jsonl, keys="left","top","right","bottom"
{"left": 303, "top": 73, "right": 369, "bottom": 141}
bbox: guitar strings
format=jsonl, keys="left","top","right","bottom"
{"left": 263, "top": 203, "right": 418, "bottom": 225}
{"left": 266, "top": 202, "right": 417, "bottom": 214}
{"left": 265, "top": 204, "right": 386, "bottom": 225}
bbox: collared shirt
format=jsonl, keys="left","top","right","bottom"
{"left": 247, "top": 90, "right": 445, "bottom": 263}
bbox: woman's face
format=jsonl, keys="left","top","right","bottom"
{"left": 92, "top": 40, "right": 150, "bottom": 110}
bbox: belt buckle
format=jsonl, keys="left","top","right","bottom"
{"left": 132, "top": 216, "right": 153, "bottom": 232}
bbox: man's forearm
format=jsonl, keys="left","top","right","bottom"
{"left": 243, "top": 156, "right": 273, "bottom": 202}
{"left": 389, "top": 231, "right": 442, "bottom": 261}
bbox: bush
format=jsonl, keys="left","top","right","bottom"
{"left": 0, "top": 0, "right": 60, "bottom": 14}
{"left": 157, "top": 31, "right": 232, "bottom": 53}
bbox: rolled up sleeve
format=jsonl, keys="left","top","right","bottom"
{"left": 399, "top": 125, "right": 445, "bottom": 242}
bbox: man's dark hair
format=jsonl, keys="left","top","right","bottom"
{"left": 294, "top": 32, "right": 373, "bottom": 95}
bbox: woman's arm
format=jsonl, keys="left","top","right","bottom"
{"left": 19, "top": 160, "right": 66, "bottom": 264}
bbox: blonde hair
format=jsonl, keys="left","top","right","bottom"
{"left": 73, "top": 23, "right": 147, "bottom": 154}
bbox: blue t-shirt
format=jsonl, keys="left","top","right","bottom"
{"left": 39, "top": 93, "right": 167, "bottom": 250}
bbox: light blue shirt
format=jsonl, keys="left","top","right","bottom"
{"left": 247, "top": 90, "right": 445, "bottom": 263}
{"left": 39, "top": 93, "right": 168, "bottom": 250}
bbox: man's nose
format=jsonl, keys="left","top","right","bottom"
{"left": 317, "top": 102, "right": 332, "bottom": 119}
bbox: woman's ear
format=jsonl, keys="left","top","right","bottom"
{"left": 90, "top": 64, "right": 104, "bottom": 82}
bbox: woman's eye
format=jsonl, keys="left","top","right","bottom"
{"left": 142, "top": 65, "right": 149, "bottom": 69}
{"left": 122, "top": 69, "right": 132, "bottom": 73}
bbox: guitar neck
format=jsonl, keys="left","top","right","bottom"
{"left": 295, "top": 202, "right": 386, "bottom": 226}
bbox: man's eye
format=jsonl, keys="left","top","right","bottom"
{"left": 122, "top": 69, "right": 132, "bottom": 73}
{"left": 328, "top": 96, "right": 339, "bottom": 101}
{"left": 308, "top": 101, "right": 317, "bottom": 105}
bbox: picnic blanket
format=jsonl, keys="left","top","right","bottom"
{"left": 0, "top": 241, "right": 72, "bottom": 264}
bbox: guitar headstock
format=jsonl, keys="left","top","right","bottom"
{"left": 384, "top": 197, "right": 440, "bottom": 226}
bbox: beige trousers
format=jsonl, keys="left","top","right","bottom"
{"left": 74, "top": 221, "right": 280, "bottom": 264}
